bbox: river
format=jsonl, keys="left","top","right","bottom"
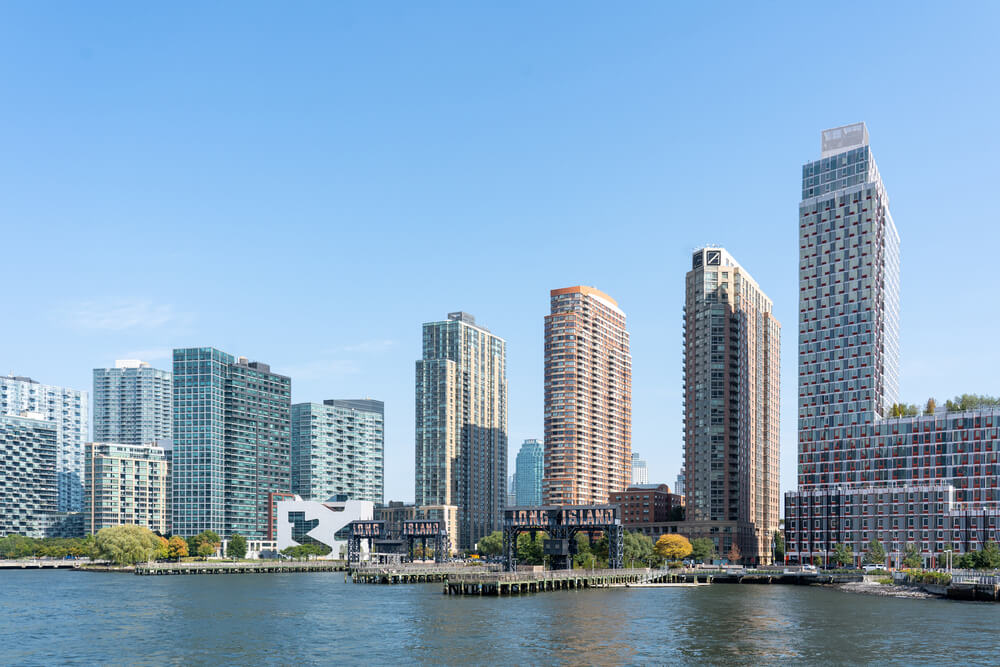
{"left": 1, "top": 571, "right": 997, "bottom": 664}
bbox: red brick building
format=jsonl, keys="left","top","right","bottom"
{"left": 609, "top": 483, "right": 684, "bottom": 529}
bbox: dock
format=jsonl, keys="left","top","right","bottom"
{"left": 0, "top": 559, "right": 81, "bottom": 570}
{"left": 350, "top": 563, "right": 502, "bottom": 584}
{"left": 444, "top": 568, "right": 651, "bottom": 595}
{"left": 134, "top": 560, "right": 347, "bottom": 576}
{"left": 441, "top": 567, "right": 866, "bottom": 596}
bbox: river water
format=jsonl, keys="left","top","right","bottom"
{"left": 2, "top": 571, "right": 998, "bottom": 665}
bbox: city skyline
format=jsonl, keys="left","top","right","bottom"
{"left": 3, "top": 4, "right": 1000, "bottom": 506}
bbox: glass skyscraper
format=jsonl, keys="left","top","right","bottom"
{"left": 0, "top": 375, "right": 88, "bottom": 512}
{"left": 415, "top": 312, "right": 507, "bottom": 552}
{"left": 515, "top": 438, "right": 543, "bottom": 506}
{"left": 291, "top": 399, "right": 384, "bottom": 504}
{"left": 93, "top": 360, "right": 172, "bottom": 445}
{"left": 171, "top": 348, "right": 291, "bottom": 539}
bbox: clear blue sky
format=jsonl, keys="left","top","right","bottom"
{"left": 3, "top": 2, "right": 999, "bottom": 504}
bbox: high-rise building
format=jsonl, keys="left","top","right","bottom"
{"left": 93, "top": 360, "right": 172, "bottom": 446}
{"left": 683, "top": 248, "right": 781, "bottom": 564}
{"left": 631, "top": 452, "right": 649, "bottom": 485}
{"left": 84, "top": 442, "right": 169, "bottom": 535}
{"left": 291, "top": 399, "right": 384, "bottom": 504}
{"left": 415, "top": 311, "right": 507, "bottom": 552}
{"left": 171, "top": 348, "right": 291, "bottom": 539}
{"left": 675, "top": 468, "right": 685, "bottom": 497}
{"left": 543, "top": 286, "right": 632, "bottom": 506}
{"left": 0, "top": 412, "right": 57, "bottom": 537}
{"left": 785, "top": 123, "right": 1000, "bottom": 568}
{"left": 0, "top": 375, "right": 88, "bottom": 512}
{"left": 515, "top": 438, "right": 544, "bottom": 506}
{"left": 506, "top": 474, "right": 517, "bottom": 507}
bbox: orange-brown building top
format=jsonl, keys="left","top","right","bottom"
{"left": 549, "top": 285, "right": 619, "bottom": 307}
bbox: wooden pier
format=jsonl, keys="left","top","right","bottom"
{"left": 440, "top": 567, "right": 867, "bottom": 596}
{"left": 134, "top": 560, "right": 347, "bottom": 576}
{"left": 444, "top": 568, "right": 651, "bottom": 596}
{"left": 350, "top": 564, "right": 502, "bottom": 584}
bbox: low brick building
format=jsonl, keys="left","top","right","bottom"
{"left": 609, "top": 483, "right": 684, "bottom": 534}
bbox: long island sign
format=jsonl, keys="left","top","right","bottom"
{"left": 503, "top": 505, "right": 620, "bottom": 530}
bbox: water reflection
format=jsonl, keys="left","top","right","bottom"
{"left": 3, "top": 571, "right": 999, "bottom": 665}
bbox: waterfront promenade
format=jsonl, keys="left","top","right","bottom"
{"left": 134, "top": 560, "right": 348, "bottom": 575}
{"left": 0, "top": 559, "right": 80, "bottom": 570}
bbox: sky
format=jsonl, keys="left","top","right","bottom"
{"left": 2, "top": 2, "right": 1000, "bottom": 505}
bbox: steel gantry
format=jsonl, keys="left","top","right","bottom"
{"left": 501, "top": 505, "right": 624, "bottom": 571}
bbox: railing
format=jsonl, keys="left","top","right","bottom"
{"left": 447, "top": 568, "right": 650, "bottom": 584}
{"left": 352, "top": 563, "right": 501, "bottom": 574}
{"left": 138, "top": 560, "right": 341, "bottom": 571}
{"left": 952, "top": 572, "right": 1000, "bottom": 586}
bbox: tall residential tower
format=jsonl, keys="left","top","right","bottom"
{"left": 93, "top": 360, "right": 172, "bottom": 445}
{"left": 415, "top": 312, "right": 507, "bottom": 551}
{"left": 0, "top": 376, "right": 88, "bottom": 512}
{"left": 683, "top": 248, "right": 780, "bottom": 564}
{"left": 291, "top": 399, "right": 384, "bottom": 504}
{"left": 783, "top": 124, "right": 1000, "bottom": 568}
{"left": 171, "top": 348, "right": 291, "bottom": 539}
{"left": 543, "top": 286, "right": 632, "bottom": 506}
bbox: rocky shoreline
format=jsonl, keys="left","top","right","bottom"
{"left": 832, "top": 580, "right": 939, "bottom": 599}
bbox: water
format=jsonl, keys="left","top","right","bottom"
{"left": 2, "top": 571, "right": 998, "bottom": 665}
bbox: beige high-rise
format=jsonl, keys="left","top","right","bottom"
{"left": 683, "top": 248, "right": 780, "bottom": 565}
{"left": 415, "top": 312, "right": 507, "bottom": 552}
{"left": 543, "top": 286, "right": 632, "bottom": 506}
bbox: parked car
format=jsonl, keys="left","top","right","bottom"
{"left": 862, "top": 564, "right": 883, "bottom": 573}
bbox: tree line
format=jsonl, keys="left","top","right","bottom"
{"left": 0, "top": 527, "right": 248, "bottom": 566}
{"left": 889, "top": 394, "right": 1000, "bottom": 418}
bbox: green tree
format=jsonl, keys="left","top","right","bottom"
{"left": 862, "top": 539, "right": 886, "bottom": 566}
{"left": 977, "top": 541, "right": 1000, "bottom": 570}
{"left": 773, "top": 531, "right": 785, "bottom": 563}
{"left": 814, "top": 554, "right": 825, "bottom": 568}
{"left": 154, "top": 535, "right": 169, "bottom": 561}
{"left": 0, "top": 535, "right": 35, "bottom": 559}
{"left": 623, "top": 532, "right": 656, "bottom": 567}
{"left": 227, "top": 533, "right": 247, "bottom": 560}
{"left": 832, "top": 543, "right": 854, "bottom": 567}
{"left": 188, "top": 530, "right": 221, "bottom": 559}
{"left": 956, "top": 552, "right": 978, "bottom": 569}
{"left": 477, "top": 531, "right": 503, "bottom": 557}
{"left": 591, "top": 534, "right": 609, "bottom": 564}
{"left": 690, "top": 538, "right": 717, "bottom": 563}
{"left": 95, "top": 525, "right": 161, "bottom": 565}
{"left": 903, "top": 543, "right": 922, "bottom": 568}
{"left": 571, "top": 533, "right": 594, "bottom": 568}
{"left": 515, "top": 532, "right": 547, "bottom": 565}
{"left": 197, "top": 542, "right": 215, "bottom": 559}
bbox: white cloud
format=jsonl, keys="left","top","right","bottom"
{"left": 60, "top": 299, "right": 189, "bottom": 332}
